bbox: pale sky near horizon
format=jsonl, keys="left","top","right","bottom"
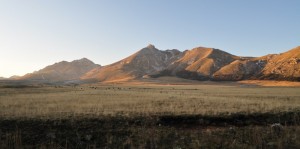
{"left": 0, "top": 0, "right": 299, "bottom": 77}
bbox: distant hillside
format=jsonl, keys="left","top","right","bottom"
{"left": 19, "top": 58, "right": 100, "bottom": 81}
{"left": 9, "top": 75, "right": 21, "bottom": 80}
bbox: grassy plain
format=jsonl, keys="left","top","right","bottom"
{"left": 0, "top": 83, "right": 299, "bottom": 118}
{"left": 0, "top": 82, "right": 299, "bottom": 148}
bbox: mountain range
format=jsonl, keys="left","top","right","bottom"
{"left": 8, "top": 45, "right": 300, "bottom": 82}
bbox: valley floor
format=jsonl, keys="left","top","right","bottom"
{"left": 0, "top": 81, "right": 299, "bottom": 148}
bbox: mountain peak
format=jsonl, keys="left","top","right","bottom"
{"left": 137, "top": 44, "right": 159, "bottom": 54}
{"left": 74, "top": 58, "right": 92, "bottom": 62}
{"left": 79, "top": 57, "right": 89, "bottom": 61}
{"left": 146, "top": 44, "right": 156, "bottom": 49}
{"left": 72, "top": 58, "right": 98, "bottom": 65}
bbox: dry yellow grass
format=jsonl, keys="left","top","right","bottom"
{"left": 239, "top": 80, "right": 300, "bottom": 86}
{"left": 0, "top": 84, "right": 299, "bottom": 119}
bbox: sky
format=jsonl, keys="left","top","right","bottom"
{"left": 0, "top": 0, "right": 299, "bottom": 78}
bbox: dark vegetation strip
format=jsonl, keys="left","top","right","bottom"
{"left": 1, "top": 111, "right": 299, "bottom": 128}
{"left": 0, "top": 111, "right": 299, "bottom": 148}
{"left": 158, "top": 111, "right": 300, "bottom": 127}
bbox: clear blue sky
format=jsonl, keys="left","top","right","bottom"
{"left": 0, "top": 0, "right": 299, "bottom": 77}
